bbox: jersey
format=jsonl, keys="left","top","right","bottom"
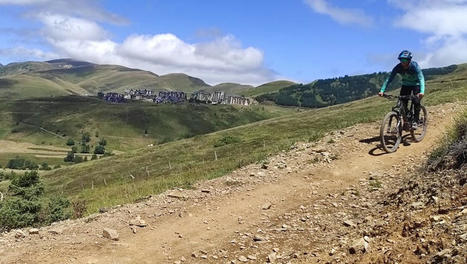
{"left": 380, "top": 61, "right": 425, "bottom": 94}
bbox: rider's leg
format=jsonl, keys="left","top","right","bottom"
{"left": 413, "top": 86, "right": 421, "bottom": 123}
{"left": 400, "top": 85, "right": 411, "bottom": 121}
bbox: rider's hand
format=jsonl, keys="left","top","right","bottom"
{"left": 378, "top": 92, "right": 384, "bottom": 97}
{"left": 418, "top": 93, "right": 424, "bottom": 99}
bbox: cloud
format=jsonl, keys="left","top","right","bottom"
{"left": 34, "top": 13, "right": 274, "bottom": 85}
{"left": 305, "top": 0, "right": 373, "bottom": 26}
{"left": 0, "top": 0, "right": 128, "bottom": 24}
{"left": 389, "top": 0, "right": 467, "bottom": 67}
{"left": 0, "top": 2, "right": 277, "bottom": 85}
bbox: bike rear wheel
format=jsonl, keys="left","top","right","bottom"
{"left": 380, "top": 111, "right": 402, "bottom": 153}
{"left": 411, "top": 105, "right": 428, "bottom": 142}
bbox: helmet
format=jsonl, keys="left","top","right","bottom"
{"left": 398, "top": 50, "right": 412, "bottom": 60}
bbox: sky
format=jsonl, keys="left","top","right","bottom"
{"left": 1, "top": 0, "right": 467, "bottom": 85}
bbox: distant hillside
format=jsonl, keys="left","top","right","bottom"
{"left": 244, "top": 80, "right": 296, "bottom": 97}
{"left": 0, "top": 59, "right": 211, "bottom": 99}
{"left": 0, "top": 96, "right": 293, "bottom": 151}
{"left": 256, "top": 64, "right": 459, "bottom": 107}
{"left": 200, "top": 83, "right": 254, "bottom": 96}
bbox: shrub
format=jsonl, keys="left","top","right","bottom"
{"left": 98, "top": 138, "right": 107, "bottom": 146}
{"left": 66, "top": 138, "right": 75, "bottom": 146}
{"left": 94, "top": 145, "right": 105, "bottom": 154}
{"left": 72, "top": 200, "right": 86, "bottom": 218}
{"left": 214, "top": 135, "right": 241, "bottom": 147}
{"left": 6, "top": 157, "right": 39, "bottom": 170}
{"left": 48, "top": 197, "right": 71, "bottom": 223}
{"left": 40, "top": 162, "right": 51, "bottom": 170}
{"left": 0, "top": 171, "right": 44, "bottom": 230}
{"left": 64, "top": 152, "right": 75, "bottom": 162}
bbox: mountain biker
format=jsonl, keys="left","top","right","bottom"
{"left": 378, "top": 50, "right": 425, "bottom": 129}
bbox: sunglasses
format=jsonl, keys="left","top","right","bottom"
{"left": 400, "top": 59, "right": 410, "bottom": 63}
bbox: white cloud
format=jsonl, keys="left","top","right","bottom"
{"left": 0, "top": 0, "right": 128, "bottom": 24}
{"left": 0, "top": 2, "right": 277, "bottom": 85}
{"left": 305, "top": 0, "right": 373, "bottom": 26}
{"left": 33, "top": 13, "right": 274, "bottom": 85}
{"left": 389, "top": 0, "right": 467, "bottom": 67}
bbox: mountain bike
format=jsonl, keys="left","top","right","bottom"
{"left": 380, "top": 94, "right": 428, "bottom": 153}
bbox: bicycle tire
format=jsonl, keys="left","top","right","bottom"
{"left": 411, "top": 105, "right": 428, "bottom": 142}
{"left": 380, "top": 111, "right": 402, "bottom": 153}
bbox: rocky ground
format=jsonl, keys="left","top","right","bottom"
{"left": 0, "top": 102, "right": 465, "bottom": 264}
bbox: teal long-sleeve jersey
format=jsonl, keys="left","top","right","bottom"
{"left": 380, "top": 61, "right": 425, "bottom": 94}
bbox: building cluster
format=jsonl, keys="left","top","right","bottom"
{"left": 98, "top": 89, "right": 250, "bottom": 106}
{"left": 190, "top": 91, "right": 250, "bottom": 106}
{"left": 153, "top": 91, "right": 187, "bottom": 104}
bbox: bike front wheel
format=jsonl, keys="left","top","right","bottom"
{"left": 411, "top": 105, "right": 428, "bottom": 142}
{"left": 380, "top": 111, "right": 402, "bottom": 153}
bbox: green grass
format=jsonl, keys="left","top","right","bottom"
{"left": 37, "top": 75, "right": 467, "bottom": 213}
{"left": 0, "top": 97, "right": 294, "bottom": 151}
{"left": 243, "top": 80, "right": 297, "bottom": 97}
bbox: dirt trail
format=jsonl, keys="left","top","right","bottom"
{"left": 0, "top": 102, "right": 464, "bottom": 264}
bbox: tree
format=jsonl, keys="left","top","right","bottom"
{"left": 64, "top": 152, "right": 75, "bottom": 162}
{"left": 98, "top": 138, "right": 107, "bottom": 146}
{"left": 66, "top": 138, "right": 75, "bottom": 146}
{"left": 81, "top": 132, "right": 91, "bottom": 143}
{"left": 94, "top": 145, "right": 105, "bottom": 154}
{"left": 0, "top": 171, "right": 43, "bottom": 230}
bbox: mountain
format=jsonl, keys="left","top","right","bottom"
{"left": 0, "top": 59, "right": 211, "bottom": 99}
{"left": 256, "top": 64, "right": 460, "bottom": 107}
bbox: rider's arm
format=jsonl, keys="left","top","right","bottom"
{"left": 414, "top": 62, "right": 425, "bottom": 94}
{"left": 380, "top": 65, "right": 399, "bottom": 93}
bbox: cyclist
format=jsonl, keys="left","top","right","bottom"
{"left": 378, "top": 50, "right": 425, "bottom": 129}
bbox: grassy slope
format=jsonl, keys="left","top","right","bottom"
{"left": 0, "top": 97, "right": 294, "bottom": 151}
{"left": 202, "top": 83, "right": 254, "bottom": 96}
{"left": 0, "top": 60, "right": 212, "bottom": 99}
{"left": 244, "top": 80, "right": 297, "bottom": 97}
{"left": 39, "top": 69, "right": 467, "bottom": 213}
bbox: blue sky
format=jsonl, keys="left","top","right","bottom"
{"left": 1, "top": 0, "right": 467, "bottom": 85}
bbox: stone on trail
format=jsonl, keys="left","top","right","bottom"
{"left": 28, "top": 228, "right": 39, "bottom": 235}
{"left": 238, "top": 255, "right": 248, "bottom": 262}
{"left": 349, "top": 237, "right": 369, "bottom": 254}
{"left": 129, "top": 215, "right": 147, "bottom": 227}
{"left": 103, "top": 228, "right": 119, "bottom": 241}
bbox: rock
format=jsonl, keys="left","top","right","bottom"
{"left": 201, "top": 189, "right": 211, "bottom": 193}
{"left": 28, "top": 228, "right": 39, "bottom": 235}
{"left": 253, "top": 235, "right": 266, "bottom": 242}
{"left": 410, "top": 202, "right": 425, "bottom": 210}
{"left": 247, "top": 255, "right": 257, "bottom": 260}
{"left": 343, "top": 220, "right": 356, "bottom": 227}
{"left": 48, "top": 227, "right": 64, "bottom": 235}
{"left": 129, "top": 216, "right": 147, "bottom": 227}
{"left": 238, "top": 256, "right": 248, "bottom": 262}
{"left": 349, "top": 238, "right": 369, "bottom": 254}
{"left": 262, "top": 203, "right": 272, "bottom": 210}
{"left": 267, "top": 252, "right": 277, "bottom": 263}
{"left": 15, "top": 230, "right": 26, "bottom": 239}
{"left": 103, "top": 228, "right": 119, "bottom": 241}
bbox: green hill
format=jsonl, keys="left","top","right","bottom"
{"left": 0, "top": 59, "right": 211, "bottom": 99}
{"left": 31, "top": 63, "right": 467, "bottom": 213}
{"left": 256, "top": 65, "right": 459, "bottom": 107}
{"left": 244, "top": 80, "right": 296, "bottom": 97}
{"left": 201, "top": 83, "right": 254, "bottom": 96}
{"left": 0, "top": 96, "right": 293, "bottom": 152}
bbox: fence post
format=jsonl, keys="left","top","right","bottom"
{"left": 214, "top": 151, "right": 218, "bottom": 161}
